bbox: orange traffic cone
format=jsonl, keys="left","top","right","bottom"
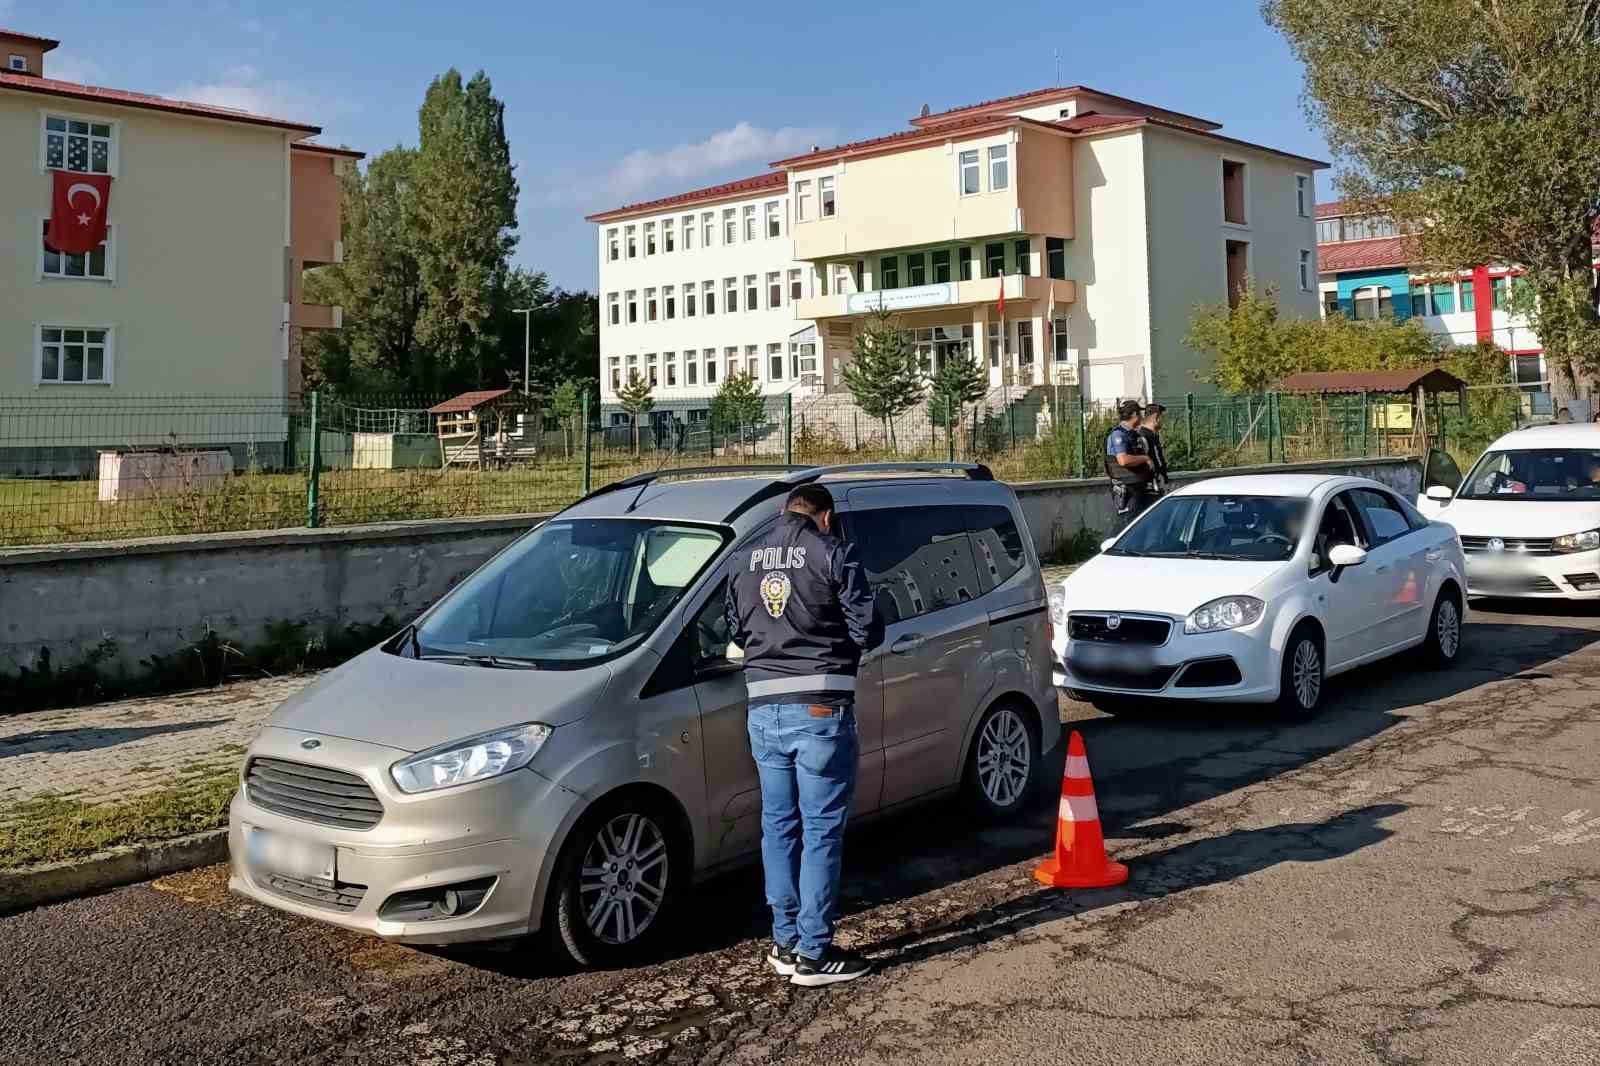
{"left": 1034, "top": 731, "right": 1129, "bottom": 889}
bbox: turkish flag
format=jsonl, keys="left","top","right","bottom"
{"left": 46, "top": 171, "right": 112, "bottom": 255}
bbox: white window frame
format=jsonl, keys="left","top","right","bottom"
{"left": 723, "top": 208, "right": 738, "bottom": 244}
{"left": 988, "top": 144, "right": 1009, "bottom": 192}
{"left": 41, "top": 110, "right": 120, "bottom": 177}
{"left": 744, "top": 274, "right": 758, "bottom": 313}
{"left": 664, "top": 283, "right": 676, "bottom": 320}
{"left": 702, "top": 211, "right": 715, "bottom": 246}
{"left": 625, "top": 225, "right": 638, "bottom": 259}
{"left": 1295, "top": 174, "right": 1310, "bottom": 218}
{"left": 662, "top": 217, "right": 675, "bottom": 253}
{"left": 9, "top": 54, "right": 28, "bottom": 73}
{"left": 768, "top": 342, "right": 785, "bottom": 381}
{"left": 819, "top": 176, "right": 836, "bottom": 218}
{"left": 705, "top": 352, "right": 718, "bottom": 385}
{"left": 767, "top": 271, "right": 782, "bottom": 309}
{"left": 765, "top": 200, "right": 782, "bottom": 238}
{"left": 795, "top": 180, "right": 812, "bottom": 222}
{"left": 36, "top": 323, "right": 116, "bottom": 386}
{"left": 1298, "top": 249, "right": 1313, "bottom": 292}
{"left": 607, "top": 292, "right": 620, "bottom": 325}
{"left": 683, "top": 280, "right": 697, "bottom": 318}
{"left": 958, "top": 149, "right": 981, "bottom": 196}
{"left": 606, "top": 227, "right": 619, "bottom": 261}
{"left": 703, "top": 280, "right": 716, "bottom": 315}
{"left": 644, "top": 221, "right": 657, "bottom": 256}
{"left": 681, "top": 214, "right": 695, "bottom": 250}
{"left": 743, "top": 204, "right": 757, "bottom": 242}
{"left": 39, "top": 217, "right": 116, "bottom": 283}
{"left": 789, "top": 268, "right": 804, "bottom": 302}
{"left": 665, "top": 351, "right": 678, "bottom": 388}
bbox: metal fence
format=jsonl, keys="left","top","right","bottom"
{"left": 0, "top": 385, "right": 1529, "bottom": 548}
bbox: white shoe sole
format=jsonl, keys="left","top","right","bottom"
{"left": 790, "top": 968, "right": 869, "bottom": 987}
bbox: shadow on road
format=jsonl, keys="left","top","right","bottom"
{"left": 0, "top": 719, "right": 232, "bottom": 760}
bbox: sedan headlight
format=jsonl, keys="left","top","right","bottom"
{"left": 391, "top": 722, "right": 552, "bottom": 794}
{"left": 1048, "top": 586, "right": 1067, "bottom": 627}
{"left": 1552, "top": 529, "right": 1600, "bottom": 554}
{"left": 1184, "top": 595, "right": 1265, "bottom": 634}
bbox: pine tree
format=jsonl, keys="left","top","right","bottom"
{"left": 843, "top": 308, "right": 924, "bottom": 448}
{"left": 616, "top": 371, "right": 655, "bottom": 455}
{"left": 709, "top": 370, "right": 767, "bottom": 454}
{"left": 927, "top": 346, "right": 989, "bottom": 429}
{"left": 549, "top": 377, "right": 591, "bottom": 458}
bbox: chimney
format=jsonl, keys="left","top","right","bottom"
{"left": 1, "top": 28, "right": 61, "bottom": 78}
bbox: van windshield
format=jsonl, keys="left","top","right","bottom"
{"left": 1106, "top": 494, "right": 1308, "bottom": 561}
{"left": 1457, "top": 447, "right": 1600, "bottom": 500}
{"left": 400, "top": 519, "right": 729, "bottom": 667}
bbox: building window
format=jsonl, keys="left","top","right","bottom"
{"left": 1322, "top": 290, "right": 1340, "bottom": 317}
{"left": 1013, "top": 239, "right": 1031, "bottom": 276}
{"left": 644, "top": 221, "right": 657, "bottom": 255}
{"left": 607, "top": 228, "right": 619, "bottom": 261}
{"left": 829, "top": 262, "right": 851, "bottom": 296}
{"left": 879, "top": 256, "right": 899, "bottom": 290}
{"left": 8, "top": 54, "right": 27, "bottom": 72}
{"left": 645, "top": 287, "right": 658, "bottom": 322}
{"left": 702, "top": 211, "right": 715, "bottom": 246}
{"left": 932, "top": 249, "right": 951, "bottom": 284}
{"left": 644, "top": 354, "right": 658, "bottom": 387}
{"left": 766, "top": 200, "right": 782, "bottom": 238}
{"left": 1491, "top": 276, "right": 1509, "bottom": 310}
{"left": 1298, "top": 249, "right": 1312, "bottom": 291}
{"left": 959, "top": 150, "right": 980, "bottom": 195}
{"left": 663, "top": 218, "right": 675, "bottom": 253}
{"left": 609, "top": 356, "right": 622, "bottom": 391}
{"left": 1352, "top": 285, "right": 1393, "bottom": 320}
{"left": 795, "top": 180, "right": 812, "bottom": 221}
{"left": 769, "top": 342, "right": 785, "bottom": 381}
{"left": 704, "top": 280, "right": 716, "bottom": 315}
{"left": 789, "top": 268, "right": 804, "bottom": 301}
{"left": 988, "top": 144, "right": 1009, "bottom": 191}
{"left": 819, "top": 176, "right": 835, "bottom": 217}
{"left": 1514, "top": 354, "right": 1542, "bottom": 386}
{"left": 907, "top": 252, "right": 926, "bottom": 287}
{"left": 1225, "top": 239, "right": 1249, "bottom": 308}
{"left": 744, "top": 274, "right": 758, "bottom": 311}
{"left": 44, "top": 115, "right": 114, "bottom": 174}
{"left": 665, "top": 352, "right": 677, "bottom": 387}
{"left": 987, "top": 322, "right": 1002, "bottom": 368}
{"left": 767, "top": 271, "right": 782, "bottom": 308}
{"left": 664, "top": 284, "right": 676, "bottom": 319}
{"left": 626, "top": 290, "right": 638, "bottom": 323}
{"left": 38, "top": 326, "right": 112, "bottom": 385}
{"left": 686, "top": 354, "right": 698, "bottom": 386}
{"left": 746, "top": 345, "right": 760, "bottom": 380}
{"left": 625, "top": 225, "right": 637, "bottom": 258}
{"left": 723, "top": 208, "right": 737, "bottom": 244}
{"left": 607, "top": 292, "right": 620, "bottom": 326}
{"left": 682, "top": 215, "right": 695, "bottom": 250}
{"left": 684, "top": 282, "right": 697, "bottom": 317}
{"left": 1430, "top": 281, "right": 1456, "bottom": 314}
{"left": 1410, "top": 289, "right": 1427, "bottom": 316}
{"left": 42, "top": 221, "right": 112, "bottom": 280}
{"left": 1460, "top": 280, "right": 1475, "bottom": 312}
{"left": 1344, "top": 214, "right": 1397, "bottom": 241}
{"left": 959, "top": 246, "right": 974, "bottom": 281}
{"left": 1222, "top": 159, "right": 1247, "bottom": 225}
{"left": 725, "top": 346, "right": 739, "bottom": 380}
{"left": 743, "top": 204, "right": 757, "bottom": 241}
{"left": 1316, "top": 218, "right": 1341, "bottom": 243}
{"left": 984, "top": 242, "right": 1005, "bottom": 278}
{"left": 1046, "top": 237, "right": 1066, "bottom": 280}
{"left": 705, "top": 353, "right": 718, "bottom": 384}
{"left": 1295, "top": 174, "right": 1310, "bottom": 218}
{"left": 1016, "top": 320, "right": 1033, "bottom": 366}
{"left": 725, "top": 277, "right": 738, "bottom": 313}
{"left": 1052, "top": 316, "right": 1070, "bottom": 363}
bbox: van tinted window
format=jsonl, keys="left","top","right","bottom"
{"left": 845, "top": 506, "right": 982, "bottom": 623}
{"left": 967, "top": 505, "right": 1026, "bottom": 590}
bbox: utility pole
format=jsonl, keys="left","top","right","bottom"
{"left": 513, "top": 308, "right": 532, "bottom": 395}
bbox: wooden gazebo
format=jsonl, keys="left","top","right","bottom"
{"left": 1278, "top": 368, "right": 1467, "bottom": 453}
{"left": 427, "top": 389, "right": 541, "bottom": 469}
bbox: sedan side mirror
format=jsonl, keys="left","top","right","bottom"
{"left": 1326, "top": 543, "right": 1367, "bottom": 569}
{"left": 1425, "top": 485, "right": 1454, "bottom": 502}
{"left": 1100, "top": 537, "right": 1119, "bottom": 553}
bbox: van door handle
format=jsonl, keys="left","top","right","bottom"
{"left": 890, "top": 634, "right": 925, "bottom": 654}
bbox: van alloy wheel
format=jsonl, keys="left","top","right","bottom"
{"left": 975, "top": 707, "right": 1032, "bottom": 808}
{"left": 577, "top": 813, "right": 670, "bottom": 946}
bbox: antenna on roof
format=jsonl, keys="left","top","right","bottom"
{"left": 1054, "top": 48, "right": 1061, "bottom": 87}
{"left": 919, "top": 103, "right": 930, "bottom": 117}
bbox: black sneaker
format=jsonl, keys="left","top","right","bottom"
{"left": 790, "top": 947, "right": 871, "bottom": 987}
{"left": 766, "top": 942, "right": 798, "bottom": 977}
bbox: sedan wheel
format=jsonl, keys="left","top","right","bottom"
{"left": 1279, "top": 631, "right": 1324, "bottom": 714}
{"left": 966, "top": 704, "right": 1037, "bottom": 817}
{"left": 1425, "top": 593, "right": 1462, "bottom": 665}
{"left": 551, "top": 801, "right": 681, "bottom": 968}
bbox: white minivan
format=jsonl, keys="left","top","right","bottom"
{"left": 1417, "top": 424, "right": 1600, "bottom": 600}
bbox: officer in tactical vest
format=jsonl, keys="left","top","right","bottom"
{"left": 1105, "top": 399, "right": 1156, "bottom": 524}
{"left": 726, "top": 484, "right": 879, "bottom": 987}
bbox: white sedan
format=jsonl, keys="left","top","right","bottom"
{"left": 1049, "top": 474, "right": 1467, "bottom": 714}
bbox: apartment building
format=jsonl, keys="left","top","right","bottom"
{"left": 591, "top": 85, "right": 1324, "bottom": 409}
{"left": 0, "top": 26, "right": 356, "bottom": 414}
{"left": 1316, "top": 201, "right": 1549, "bottom": 386}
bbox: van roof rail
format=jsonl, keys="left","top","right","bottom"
{"left": 722, "top": 461, "right": 994, "bottom": 523}
{"left": 574, "top": 464, "right": 812, "bottom": 505}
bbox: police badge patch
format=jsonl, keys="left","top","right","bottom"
{"left": 759, "top": 571, "right": 792, "bottom": 618}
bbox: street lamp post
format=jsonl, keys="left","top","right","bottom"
{"left": 513, "top": 308, "right": 531, "bottom": 396}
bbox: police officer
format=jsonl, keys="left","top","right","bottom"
{"left": 1105, "top": 399, "right": 1156, "bottom": 524}
{"left": 726, "top": 484, "right": 878, "bottom": 987}
{"left": 1139, "top": 402, "right": 1170, "bottom": 494}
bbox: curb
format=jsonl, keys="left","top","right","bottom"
{"left": 0, "top": 829, "right": 228, "bottom": 915}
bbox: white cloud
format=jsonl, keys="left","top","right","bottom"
{"left": 542, "top": 121, "right": 836, "bottom": 207}
{"left": 45, "top": 51, "right": 108, "bottom": 85}
{"left": 165, "top": 76, "right": 359, "bottom": 129}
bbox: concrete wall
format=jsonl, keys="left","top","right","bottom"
{"left": 0, "top": 457, "right": 1421, "bottom": 690}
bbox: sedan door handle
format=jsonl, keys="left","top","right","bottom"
{"left": 1425, "top": 550, "right": 1442, "bottom": 563}
{"left": 890, "top": 634, "right": 925, "bottom": 654}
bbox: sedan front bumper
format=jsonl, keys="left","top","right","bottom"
{"left": 1051, "top": 618, "right": 1281, "bottom": 703}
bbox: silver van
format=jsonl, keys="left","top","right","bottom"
{"left": 227, "top": 463, "right": 1059, "bottom": 966}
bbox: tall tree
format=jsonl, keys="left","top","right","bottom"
{"left": 843, "top": 308, "right": 924, "bottom": 447}
{"left": 616, "top": 371, "right": 655, "bottom": 455}
{"left": 1264, "top": 0, "right": 1600, "bottom": 398}
{"left": 414, "top": 69, "right": 519, "bottom": 389}
{"left": 927, "top": 347, "right": 989, "bottom": 424}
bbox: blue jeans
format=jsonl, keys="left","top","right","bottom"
{"left": 746, "top": 700, "right": 858, "bottom": 959}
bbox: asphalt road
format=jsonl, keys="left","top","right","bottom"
{"left": 3, "top": 599, "right": 1599, "bottom": 1066}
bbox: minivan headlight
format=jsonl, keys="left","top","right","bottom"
{"left": 391, "top": 723, "right": 552, "bottom": 794}
{"left": 1184, "top": 595, "right": 1265, "bottom": 634}
{"left": 1552, "top": 529, "right": 1600, "bottom": 554}
{"left": 1048, "top": 587, "right": 1067, "bottom": 627}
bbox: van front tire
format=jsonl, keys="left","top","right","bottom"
{"left": 963, "top": 702, "right": 1039, "bottom": 819}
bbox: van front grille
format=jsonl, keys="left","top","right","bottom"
{"left": 245, "top": 758, "right": 384, "bottom": 830}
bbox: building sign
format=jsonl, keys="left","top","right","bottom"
{"left": 846, "top": 282, "right": 955, "bottom": 314}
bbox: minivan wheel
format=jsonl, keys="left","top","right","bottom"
{"left": 964, "top": 702, "right": 1038, "bottom": 819}
{"left": 549, "top": 796, "right": 683, "bottom": 968}
{"left": 1423, "top": 590, "right": 1463, "bottom": 666}
{"left": 1278, "top": 626, "right": 1325, "bottom": 715}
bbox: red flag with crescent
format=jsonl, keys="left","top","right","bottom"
{"left": 46, "top": 171, "right": 112, "bottom": 255}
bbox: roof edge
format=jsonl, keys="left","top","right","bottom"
{"left": 293, "top": 142, "right": 366, "bottom": 159}
{"left": 0, "top": 27, "right": 60, "bottom": 50}
{"left": 585, "top": 170, "right": 787, "bottom": 223}
{"left": 0, "top": 73, "right": 321, "bottom": 133}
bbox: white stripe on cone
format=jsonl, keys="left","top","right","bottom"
{"left": 1059, "top": 793, "right": 1099, "bottom": 823}
{"left": 1065, "top": 754, "right": 1091, "bottom": 778}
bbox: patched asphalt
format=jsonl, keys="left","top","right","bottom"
{"left": 2, "top": 598, "right": 1598, "bottom": 1065}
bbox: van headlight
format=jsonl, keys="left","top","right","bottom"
{"left": 1552, "top": 529, "right": 1600, "bottom": 554}
{"left": 1184, "top": 596, "right": 1265, "bottom": 634}
{"left": 1048, "top": 587, "right": 1067, "bottom": 627}
{"left": 390, "top": 723, "right": 552, "bottom": 794}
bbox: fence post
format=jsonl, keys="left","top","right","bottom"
{"left": 784, "top": 393, "right": 794, "bottom": 465}
{"left": 1274, "top": 392, "right": 1285, "bottom": 462}
{"left": 1361, "top": 391, "right": 1370, "bottom": 457}
{"left": 945, "top": 395, "right": 955, "bottom": 462}
{"left": 305, "top": 390, "right": 321, "bottom": 529}
{"left": 1076, "top": 387, "right": 1087, "bottom": 478}
{"left": 1185, "top": 392, "right": 1195, "bottom": 461}
{"left": 581, "top": 391, "right": 592, "bottom": 495}
{"left": 1008, "top": 401, "right": 1017, "bottom": 451}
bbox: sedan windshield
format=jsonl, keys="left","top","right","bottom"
{"left": 400, "top": 519, "right": 728, "bottom": 667}
{"left": 1106, "top": 495, "right": 1309, "bottom": 562}
{"left": 1457, "top": 447, "right": 1600, "bottom": 500}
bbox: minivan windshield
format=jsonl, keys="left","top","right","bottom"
{"left": 1106, "top": 494, "right": 1309, "bottom": 562}
{"left": 400, "top": 519, "right": 729, "bottom": 667}
{"left": 1457, "top": 447, "right": 1600, "bottom": 500}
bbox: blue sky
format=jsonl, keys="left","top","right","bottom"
{"left": 9, "top": 0, "right": 1334, "bottom": 292}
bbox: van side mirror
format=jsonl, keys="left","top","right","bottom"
{"left": 1100, "top": 537, "right": 1119, "bottom": 553}
{"left": 1425, "top": 485, "right": 1453, "bottom": 502}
